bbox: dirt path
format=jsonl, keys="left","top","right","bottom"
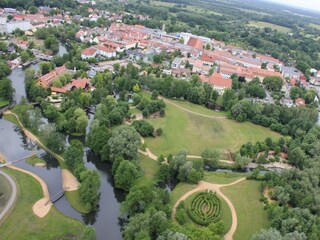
{"left": 160, "top": 97, "right": 227, "bottom": 119}
{"left": 4, "top": 111, "right": 80, "bottom": 191}
{"left": 172, "top": 178, "right": 246, "bottom": 240}
{"left": 7, "top": 164, "right": 52, "bottom": 218}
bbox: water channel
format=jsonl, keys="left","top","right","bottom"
{"left": 0, "top": 44, "right": 124, "bottom": 240}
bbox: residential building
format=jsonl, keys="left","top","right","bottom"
{"left": 171, "top": 57, "right": 184, "bottom": 69}
{"left": 206, "top": 72, "right": 232, "bottom": 94}
{"left": 38, "top": 65, "right": 67, "bottom": 88}
{"left": 81, "top": 47, "right": 97, "bottom": 59}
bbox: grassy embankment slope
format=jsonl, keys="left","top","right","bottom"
{"left": 0, "top": 169, "right": 85, "bottom": 239}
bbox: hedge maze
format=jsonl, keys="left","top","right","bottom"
{"left": 187, "top": 190, "right": 221, "bottom": 226}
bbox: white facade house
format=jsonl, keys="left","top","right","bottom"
{"left": 0, "top": 20, "right": 32, "bottom": 33}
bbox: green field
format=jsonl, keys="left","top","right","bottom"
{"left": 135, "top": 154, "right": 160, "bottom": 186}
{"left": 170, "top": 183, "right": 197, "bottom": 207}
{"left": 145, "top": 101, "right": 281, "bottom": 156}
{"left": 0, "top": 172, "right": 12, "bottom": 214}
{"left": 221, "top": 180, "right": 269, "bottom": 240}
{"left": 0, "top": 99, "right": 9, "bottom": 108}
{"left": 309, "top": 23, "right": 320, "bottom": 30}
{"left": 203, "top": 172, "right": 247, "bottom": 185}
{"left": 26, "top": 155, "right": 45, "bottom": 166}
{"left": 0, "top": 169, "right": 86, "bottom": 239}
{"left": 248, "top": 21, "right": 291, "bottom": 33}
{"left": 183, "top": 191, "right": 232, "bottom": 231}
{"left": 65, "top": 190, "right": 90, "bottom": 214}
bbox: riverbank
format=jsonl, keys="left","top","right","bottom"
{"left": 2, "top": 111, "right": 86, "bottom": 213}
{"left": 0, "top": 168, "right": 86, "bottom": 239}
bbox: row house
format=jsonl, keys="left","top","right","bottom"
{"left": 38, "top": 65, "right": 67, "bottom": 88}
{"left": 201, "top": 72, "right": 232, "bottom": 95}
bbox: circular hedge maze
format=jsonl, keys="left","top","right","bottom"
{"left": 187, "top": 190, "right": 221, "bottom": 226}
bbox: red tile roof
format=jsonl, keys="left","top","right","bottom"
{"left": 187, "top": 37, "right": 203, "bottom": 49}
{"left": 207, "top": 72, "right": 232, "bottom": 88}
{"left": 82, "top": 47, "right": 97, "bottom": 56}
{"left": 295, "top": 98, "right": 305, "bottom": 106}
{"left": 38, "top": 65, "right": 67, "bottom": 88}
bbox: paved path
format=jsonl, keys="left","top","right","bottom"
{"left": 0, "top": 170, "right": 17, "bottom": 221}
{"left": 160, "top": 97, "right": 227, "bottom": 119}
{"left": 172, "top": 178, "right": 246, "bottom": 240}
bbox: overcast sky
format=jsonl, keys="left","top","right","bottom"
{"left": 266, "top": 0, "right": 320, "bottom": 11}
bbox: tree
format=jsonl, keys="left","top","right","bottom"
{"left": 81, "top": 227, "right": 96, "bottom": 240}
{"left": 0, "top": 78, "right": 15, "bottom": 102}
{"left": 0, "top": 61, "right": 11, "bottom": 79}
{"left": 115, "top": 160, "right": 140, "bottom": 191}
{"left": 20, "top": 51, "right": 30, "bottom": 63}
{"left": 79, "top": 170, "right": 100, "bottom": 211}
{"left": 39, "top": 62, "right": 53, "bottom": 75}
{"left": 133, "top": 84, "right": 141, "bottom": 93}
{"left": 44, "top": 34, "right": 59, "bottom": 53}
{"left": 288, "top": 147, "right": 306, "bottom": 169}
{"left": 201, "top": 149, "right": 220, "bottom": 168}
{"left": 64, "top": 144, "right": 84, "bottom": 176}
{"left": 252, "top": 228, "right": 282, "bottom": 240}
{"left": 28, "top": 6, "right": 38, "bottom": 14}
{"left": 132, "top": 120, "right": 154, "bottom": 137}
{"left": 108, "top": 125, "right": 141, "bottom": 162}
{"left": 40, "top": 124, "right": 65, "bottom": 153}
{"left": 151, "top": 90, "right": 159, "bottom": 100}
{"left": 234, "top": 153, "right": 250, "bottom": 168}
{"left": 263, "top": 76, "right": 283, "bottom": 92}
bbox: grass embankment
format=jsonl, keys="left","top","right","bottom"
{"left": 26, "top": 155, "right": 45, "bottom": 166}
{"left": 221, "top": 180, "right": 269, "bottom": 240}
{"left": 145, "top": 101, "right": 281, "bottom": 156}
{"left": 0, "top": 169, "right": 85, "bottom": 239}
{"left": 65, "top": 191, "right": 90, "bottom": 214}
{"left": 247, "top": 21, "right": 291, "bottom": 33}
{"left": 203, "top": 172, "right": 248, "bottom": 185}
{"left": 0, "top": 173, "right": 13, "bottom": 214}
{"left": 0, "top": 99, "right": 9, "bottom": 108}
{"left": 183, "top": 191, "right": 232, "bottom": 231}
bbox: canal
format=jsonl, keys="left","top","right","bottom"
{"left": 1, "top": 44, "right": 124, "bottom": 240}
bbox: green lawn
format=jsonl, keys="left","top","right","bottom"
{"left": 309, "top": 23, "right": 320, "bottom": 30}
{"left": 170, "top": 183, "right": 197, "bottom": 207}
{"left": 25, "top": 155, "right": 45, "bottom": 166}
{"left": 0, "top": 169, "right": 86, "bottom": 239}
{"left": 0, "top": 99, "right": 9, "bottom": 108}
{"left": 145, "top": 102, "right": 281, "bottom": 156}
{"left": 3, "top": 114, "right": 21, "bottom": 127}
{"left": 248, "top": 21, "right": 291, "bottom": 33}
{"left": 203, "top": 172, "right": 248, "bottom": 185}
{"left": 183, "top": 191, "right": 232, "bottom": 232}
{"left": 221, "top": 180, "right": 269, "bottom": 240}
{"left": 135, "top": 154, "right": 160, "bottom": 186}
{"left": 0, "top": 172, "right": 13, "bottom": 214}
{"left": 65, "top": 190, "right": 90, "bottom": 214}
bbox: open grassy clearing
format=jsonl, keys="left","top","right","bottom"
{"left": 247, "top": 21, "right": 291, "bottom": 33}
{"left": 151, "top": 0, "right": 222, "bottom": 16}
{"left": 221, "top": 180, "right": 269, "bottom": 240}
{"left": 0, "top": 173, "right": 12, "bottom": 214}
{"left": 25, "top": 155, "right": 45, "bottom": 166}
{"left": 309, "top": 23, "right": 320, "bottom": 30}
{"left": 170, "top": 183, "right": 197, "bottom": 207}
{"left": 65, "top": 190, "right": 90, "bottom": 214}
{"left": 203, "top": 172, "right": 247, "bottom": 185}
{"left": 135, "top": 154, "right": 160, "bottom": 186}
{"left": 183, "top": 191, "right": 232, "bottom": 231}
{"left": 145, "top": 102, "right": 281, "bottom": 156}
{"left": 0, "top": 169, "right": 85, "bottom": 239}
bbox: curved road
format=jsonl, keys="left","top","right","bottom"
{"left": 0, "top": 170, "right": 17, "bottom": 221}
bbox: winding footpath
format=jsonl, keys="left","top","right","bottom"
{"left": 172, "top": 178, "right": 246, "bottom": 240}
{"left": 0, "top": 170, "right": 17, "bottom": 221}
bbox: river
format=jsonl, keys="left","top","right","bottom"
{"left": 1, "top": 44, "right": 124, "bottom": 240}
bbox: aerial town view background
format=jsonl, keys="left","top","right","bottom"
{"left": 0, "top": 0, "right": 320, "bottom": 239}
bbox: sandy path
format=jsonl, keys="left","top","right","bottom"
{"left": 172, "top": 178, "right": 246, "bottom": 240}
{"left": 4, "top": 111, "right": 80, "bottom": 191}
{"left": 62, "top": 169, "right": 80, "bottom": 191}
{"left": 6, "top": 165, "right": 52, "bottom": 218}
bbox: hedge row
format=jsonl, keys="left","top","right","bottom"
{"left": 187, "top": 190, "right": 221, "bottom": 226}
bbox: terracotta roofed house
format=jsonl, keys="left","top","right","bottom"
{"left": 207, "top": 72, "right": 232, "bottom": 94}
{"left": 187, "top": 37, "right": 204, "bottom": 49}
{"left": 81, "top": 47, "right": 97, "bottom": 60}
{"left": 38, "top": 65, "right": 67, "bottom": 88}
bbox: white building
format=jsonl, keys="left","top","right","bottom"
{"left": 0, "top": 20, "right": 32, "bottom": 34}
